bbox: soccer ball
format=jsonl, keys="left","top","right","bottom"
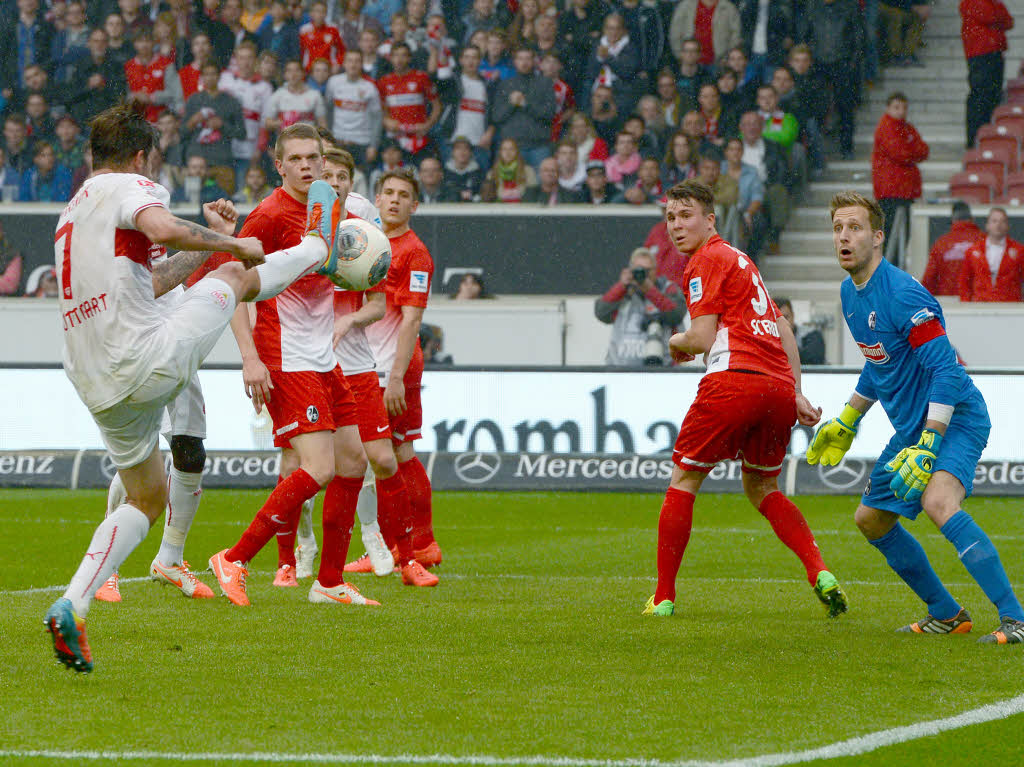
{"left": 325, "top": 218, "right": 392, "bottom": 291}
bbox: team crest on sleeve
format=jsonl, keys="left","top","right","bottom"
{"left": 409, "top": 271, "right": 429, "bottom": 293}
{"left": 688, "top": 277, "right": 703, "bottom": 302}
{"left": 910, "top": 308, "right": 936, "bottom": 326}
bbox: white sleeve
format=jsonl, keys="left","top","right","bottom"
{"left": 116, "top": 176, "right": 170, "bottom": 229}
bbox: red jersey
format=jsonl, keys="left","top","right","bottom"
{"left": 378, "top": 70, "right": 437, "bottom": 154}
{"left": 300, "top": 21, "right": 345, "bottom": 71}
{"left": 959, "top": 237, "right": 1024, "bottom": 302}
{"left": 921, "top": 220, "right": 982, "bottom": 296}
{"left": 682, "top": 234, "right": 793, "bottom": 386}
{"left": 551, "top": 78, "right": 575, "bottom": 143}
{"left": 179, "top": 63, "right": 201, "bottom": 102}
{"left": 364, "top": 227, "right": 433, "bottom": 385}
{"left": 124, "top": 54, "right": 176, "bottom": 122}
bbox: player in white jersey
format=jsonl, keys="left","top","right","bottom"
{"left": 323, "top": 49, "right": 383, "bottom": 167}
{"left": 283, "top": 148, "right": 437, "bottom": 587}
{"left": 219, "top": 41, "right": 274, "bottom": 189}
{"left": 44, "top": 104, "right": 347, "bottom": 673}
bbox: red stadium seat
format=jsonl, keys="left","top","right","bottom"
{"left": 1005, "top": 172, "right": 1024, "bottom": 203}
{"left": 949, "top": 171, "right": 997, "bottom": 204}
{"left": 991, "top": 115, "right": 1024, "bottom": 147}
{"left": 977, "top": 125, "right": 1020, "bottom": 171}
{"left": 1008, "top": 78, "right": 1024, "bottom": 104}
{"left": 993, "top": 103, "right": 1024, "bottom": 123}
{"left": 962, "top": 149, "right": 1006, "bottom": 194}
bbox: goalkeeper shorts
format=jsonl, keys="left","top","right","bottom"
{"left": 862, "top": 407, "right": 990, "bottom": 519}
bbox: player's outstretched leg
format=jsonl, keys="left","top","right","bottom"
{"left": 44, "top": 598, "right": 93, "bottom": 673}
{"left": 95, "top": 473, "right": 127, "bottom": 603}
{"left": 938, "top": 510, "right": 1024, "bottom": 644}
{"left": 644, "top": 487, "right": 695, "bottom": 616}
{"left": 858, "top": 508, "right": 966, "bottom": 633}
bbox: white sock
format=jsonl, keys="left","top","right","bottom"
{"left": 254, "top": 237, "right": 326, "bottom": 300}
{"left": 64, "top": 504, "right": 150, "bottom": 617}
{"left": 356, "top": 482, "right": 378, "bottom": 529}
{"left": 156, "top": 468, "right": 202, "bottom": 566}
{"left": 297, "top": 495, "right": 317, "bottom": 549}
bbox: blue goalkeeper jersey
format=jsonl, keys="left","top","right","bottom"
{"left": 840, "top": 259, "right": 984, "bottom": 443}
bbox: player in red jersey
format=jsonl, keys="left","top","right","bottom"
{"left": 378, "top": 42, "right": 441, "bottom": 157}
{"left": 643, "top": 180, "right": 848, "bottom": 618}
{"left": 299, "top": 0, "right": 346, "bottom": 72}
{"left": 205, "top": 123, "right": 379, "bottom": 607}
{"left": 359, "top": 167, "right": 442, "bottom": 568}
{"left": 281, "top": 148, "right": 438, "bottom": 587}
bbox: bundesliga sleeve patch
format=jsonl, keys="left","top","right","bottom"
{"left": 910, "top": 308, "right": 936, "bottom": 326}
{"left": 688, "top": 277, "right": 703, "bottom": 303}
{"left": 409, "top": 271, "right": 429, "bottom": 293}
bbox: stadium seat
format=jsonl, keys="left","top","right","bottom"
{"left": 962, "top": 149, "right": 1006, "bottom": 195}
{"left": 1008, "top": 78, "right": 1024, "bottom": 104}
{"left": 990, "top": 115, "right": 1024, "bottom": 149}
{"left": 976, "top": 125, "right": 1020, "bottom": 172}
{"left": 1004, "top": 172, "right": 1024, "bottom": 204}
{"left": 993, "top": 103, "right": 1024, "bottom": 124}
{"left": 949, "top": 171, "right": 997, "bottom": 204}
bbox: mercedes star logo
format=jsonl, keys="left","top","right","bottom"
{"left": 818, "top": 458, "right": 868, "bottom": 491}
{"left": 453, "top": 452, "right": 502, "bottom": 485}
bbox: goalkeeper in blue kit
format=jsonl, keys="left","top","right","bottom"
{"left": 808, "top": 191, "right": 1024, "bottom": 644}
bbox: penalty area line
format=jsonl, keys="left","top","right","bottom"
{"left": 2, "top": 693, "right": 1024, "bottom": 766}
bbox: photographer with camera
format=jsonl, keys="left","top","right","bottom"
{"left": 595, "top": 247, "right": 686, "bottom": 366}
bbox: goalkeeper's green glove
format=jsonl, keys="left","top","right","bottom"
{"left": 886, "top": 428, "right": 942, "bottom": 502}
{"left": 806, "top": 404, "right": 863, "bottom": 466}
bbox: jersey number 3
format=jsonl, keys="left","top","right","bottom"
{"left": 55, "top": 221, "right": 73, "bottom": 300}
{"left": 737, "top": 254, "right": 768, "bottom": 316}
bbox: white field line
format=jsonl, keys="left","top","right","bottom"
{"left": 3, "top": 692, "right": 1024, "bottom": 765}
{"left": 2, "top": 572, "right": 1010, "bottom": 597}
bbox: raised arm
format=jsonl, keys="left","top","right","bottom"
{"left": 136, "top": 204, "right": 265, "bottom": 266}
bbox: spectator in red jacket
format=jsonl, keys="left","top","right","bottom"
{"left": 960, "top": 0, "right": 1013, "bottom": 148}
{"left": 922, "top": 200, "right": 982, "bottom": 296}
{"left": 959, "top": 207, "right": 1024, "bottom": 302}
{"left": 872, "top": 92, "right": 928, "bottom": 268}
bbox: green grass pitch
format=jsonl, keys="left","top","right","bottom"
{"left": 2, "top": 488, "right": 1024, "bottom": 766}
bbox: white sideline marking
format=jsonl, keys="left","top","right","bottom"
{"left": 3, "top": 693, "right": 1024, "bottom": 765}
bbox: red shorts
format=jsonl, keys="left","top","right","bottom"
{"left": 672, "top": 370, "right": 796, "bottom": 477}
{"left": 266, "top": 366, "right": 356, "bottom": 448}
{"left": 386, "top": 378, "right": 423, "bottom": 445}
{"left": 347, "top": 370, "right": 391, "bottom": 442}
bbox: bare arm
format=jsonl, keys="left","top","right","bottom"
{"left": 779, "top": 315, "right": 822, "bottom": 426}
{"left": 136, "top": 204, "right": 265, "bottom": 266}
{"left": 383, "top": 304, "right": 425, "bottom": 416}
{"left": 152, "top": 199, "right": 239, "bottom": 297}
{"left": 668, "top": 313, "right": 718, "bottom": 360}
{"left": 230, "top": 302, "right": 273, "bottom": 413}
{"left": 332, "top": 291, "right": 387, "bottom": 347}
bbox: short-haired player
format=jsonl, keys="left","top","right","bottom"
{"left": 45, "top": 105, "right": 345, "bottom": 671}
{"left": 809, "top": 192, "right": 1024, "bottom": 644}
{"left": 644, "top": 180, "right": 847, "bottom": 618}
{"left": 205, "top": 123, "right": 379, "bottom": 607}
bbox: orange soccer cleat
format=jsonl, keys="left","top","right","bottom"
{"left": 208, "top": 549, "right": 250, "bottom": 606}
{"left": 94, "top": 573, "right": 122, "bottom": 603}
{"left": 401, "top": 559, "right": 439, "bottom": 587}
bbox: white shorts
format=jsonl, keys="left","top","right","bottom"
{"left": 161, "top": 373, "right": 207, "bottom": 443}
{"left": 93, "top": 278, "right": 235, "bottom": 469}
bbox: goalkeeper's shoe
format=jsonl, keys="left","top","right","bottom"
{"left": 363, "top": 530, "right": 396, "bottom": 576}
{"left": 813, "top": 571, "right": 849, "bottom": 618}
{"left": 642, "top": 595, "right": 674, "bottom": 616}
{"left": 295, "top": 542, "right": 318, "bottom": 579}
{"left": 150, "top": 559, "right": 214, "bottom": 598}
{"left": 94, "top": 572, "right": 122, "bottom": 603}
{"left": 978, "top": 618, "right": 1024, "bottom": 645}
{"left": 44, "top": 598, "right": 93, "bottom": 673}
{"left": 308, "top": 580, "right": 380, "bottom": 606}
{"left": 208, "top": 549, "right": 250, "bottom": 606}
{"left": 272, "top": 564, "right": 298, "bottom": 588}
{"left": 898, "top": 608, "right": 973, "bottom": 634}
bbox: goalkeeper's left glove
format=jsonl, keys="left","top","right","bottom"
{"left": 885, "top": 428, "right": 943, "bottom": 502}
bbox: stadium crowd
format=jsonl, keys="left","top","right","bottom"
{"left": 1, "top": 0, "right": 892, "bottom": 260}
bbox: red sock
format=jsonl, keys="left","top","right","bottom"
{"left": 317, "top": 476, "right": 362, "bottom": 588}
{"left": 228, "top": 469, "right": 320, "bottom": 564}
{"left": 758, "top": 491, "right": 827, "bottom": 584}
{"left": 655, "top": 488, "right": 695, "bottom": 604}
{"left": 400, "top": 457, "right": 434, "bottom": 550}
{"left": 377, "top": 471, "right": 414, "bottom": 564}
{"left": 272, "top": 475, "right": 299, "bottom": 568}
